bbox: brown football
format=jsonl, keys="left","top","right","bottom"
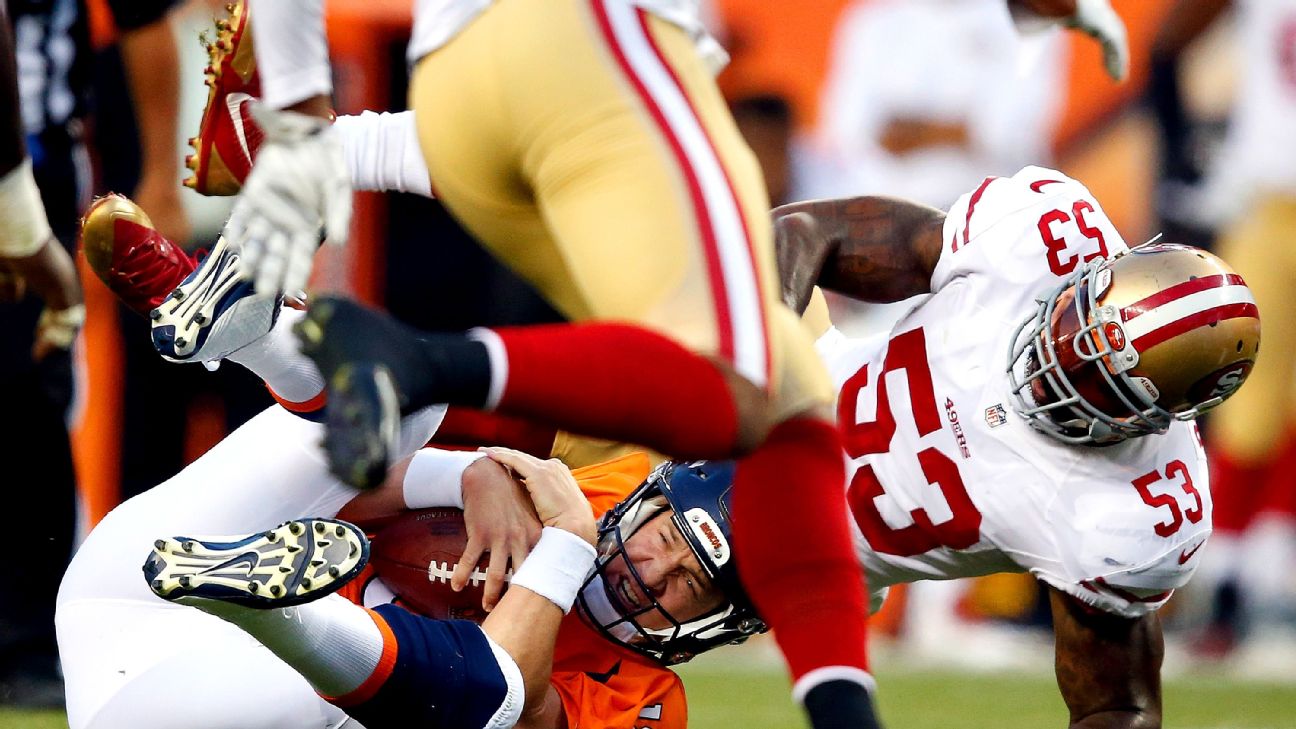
{"left": 369, "top": 507, "right": 492, "bottom": 623}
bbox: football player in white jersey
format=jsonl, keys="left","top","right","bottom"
{"left": 774, "top": 166, "right": 1259, "bottom": 727}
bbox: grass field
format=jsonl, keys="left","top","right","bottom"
{"left": 679, "top": 664, "right": 1296, "bottom": 729}
{"left": 5, "top": 665, "right": 1293, "bottom": 729}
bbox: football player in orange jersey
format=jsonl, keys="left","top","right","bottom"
{"left": 56, "top": 252, "right": 763, "bottom": 729}
{"left": 136, "top": 452, "right": 758, "bottom": 729}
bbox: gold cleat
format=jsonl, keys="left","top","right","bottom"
{"left": 78, "top": 194, "right": 196, "bottom": 315}
{"left": 184, "top": 0, "right": 260, "bottom": 196}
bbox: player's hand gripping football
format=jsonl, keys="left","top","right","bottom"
{"left": 455, "top": 456, "right": 544, "bottom": 611}
{"left": 224, "top": 101, "right": 351, "bottom": 296}
{"left": 480, "top": 448, "right": 597, "bottom": 547}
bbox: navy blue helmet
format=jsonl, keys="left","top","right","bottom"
{"left": 575, "top": 460, "right": 767, "bottom": 665}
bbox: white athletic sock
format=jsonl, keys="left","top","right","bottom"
{"left": 334, "top": 110, "right": 433, "bottom": 198}
{"left": 183, "top": 594, "right": 384, "bottom": 697}
{"left": 227, "top": 307, "right": 326, "bottom": 405}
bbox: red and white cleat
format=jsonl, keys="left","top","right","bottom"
{"left": 79, "top": 194, "right": 196, "bottom": 316}
{"left": 184, "top": 1, "right": 262, "bottom": 196}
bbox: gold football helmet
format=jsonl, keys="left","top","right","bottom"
{"left": 1008, "top": 243, "right": 1261, "bottom": 445}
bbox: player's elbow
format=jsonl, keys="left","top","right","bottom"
{"left": 514, "top": 686, "right": 565, "bottom": 729}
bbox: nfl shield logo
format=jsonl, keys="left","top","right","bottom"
{"left": 984, "top": 404, "right": 1008, "bottom": 428}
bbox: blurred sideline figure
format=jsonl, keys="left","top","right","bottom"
{"left": 0, "top": 0, "right": 185, "bottom": 708}
{"left": 0, "top": 1, "right": 84, "bottom": 706}
{"left": 1150, "top": 0, "right": 1296, "bottom": 664}
{"left": 805, "top": 0, "right": 1069, "bottom": 346}
{"left": 810, "top": 0, "right": 1067, "bottom": 209}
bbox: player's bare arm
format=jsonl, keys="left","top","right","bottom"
{"left": 1048, "top": 586, "right": 1163, "bottom": 729}
{"left": 480, "top": 447, "right": 595, "bottom": 729}
{"left": 772, "top": 196, "right": 945, "bottom": 314}
{"left": 0, "top": 1, "right": 83, "bottom": 358}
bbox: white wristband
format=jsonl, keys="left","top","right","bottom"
{"left": 0, "top": 159, "right": 54, "bottom": 257}
{"left": 402, "top": 448, "right": 486, "bottom": 510}
{"left": 510, "top": 527, "right": 596, "bottom": 614}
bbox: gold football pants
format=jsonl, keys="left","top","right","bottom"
{"left": 408, "top": 0, "right": 830, "bottom": 419}
{"left": 1211, "top": 193, "right": 1296, "bottom": 461}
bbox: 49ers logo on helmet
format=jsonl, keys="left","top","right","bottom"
{"left": 1103, "top": 321, "right": 1126, "bottom": 350}
{"left": 1190, "top": 361, "right": 1254, "bottom": 403}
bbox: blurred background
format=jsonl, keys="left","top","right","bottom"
{"left": 7, "top": 0, "right": 1296, "bottom": 726}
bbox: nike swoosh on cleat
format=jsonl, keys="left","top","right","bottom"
{"left": 1178, "top": 541, "right": 1205, "bottom": 565}
{"left": 226, "top": 92, "right": 253, "bottom": 161}
{"left": 205, "top": 551, "right": 261, "bottom": 577}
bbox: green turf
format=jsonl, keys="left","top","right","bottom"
{"left": 676, "top": 663, "right": 1296, "bottom": 729}
{"left": 0, "top": 708, "right": 64, "bottom": 729}
{"left": 5, "top": 668, "right": 1293, "bottom": 728}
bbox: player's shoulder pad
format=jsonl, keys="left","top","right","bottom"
{"left": 941, "top": 166, "right": 1098, "bottom": 253}
{"left": 932, "top": 166, "right": 1128, "bottom": 293}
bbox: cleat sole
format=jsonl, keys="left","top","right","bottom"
{"left": 142, "top": 518, "right": 369, "bottom": 609}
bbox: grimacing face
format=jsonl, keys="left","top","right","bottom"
{"left": 600, "top": 510, "right": 727, "bottom": 630}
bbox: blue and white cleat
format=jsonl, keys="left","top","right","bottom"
{"left": 143, "top": 518, "right": 369, "bottom": 609}
{"left": 149, "top": 233, "right": 281, "bottom": 363}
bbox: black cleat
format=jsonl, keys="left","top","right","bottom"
{"left": 321, "top": 362, "right": 401, "bottom": 490}
{"left": 293, "top": 297, "right": 418, "bottom": 489}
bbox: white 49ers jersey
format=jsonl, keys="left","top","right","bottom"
{"left": 818, "top": 167, "right": 1212, "bottom": 619}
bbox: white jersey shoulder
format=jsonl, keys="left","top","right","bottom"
{"left": 931, "top": 165, "right": 1130, "bottom": 300}
{"left": 819, "top": 167, "right": 1211, "bottom": 620}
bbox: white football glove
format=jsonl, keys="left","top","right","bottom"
{"left": 33, "top": 303, "right": 85, "bottom": 361}
{"left": 224, "top": 101, "right": 352, "bottom": 296}
{"left": 1068, "top": 0, "right": 1129, "bottom": 82}
{"left": 1011, "top": 0, "right": 1129, "bottom": 82}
